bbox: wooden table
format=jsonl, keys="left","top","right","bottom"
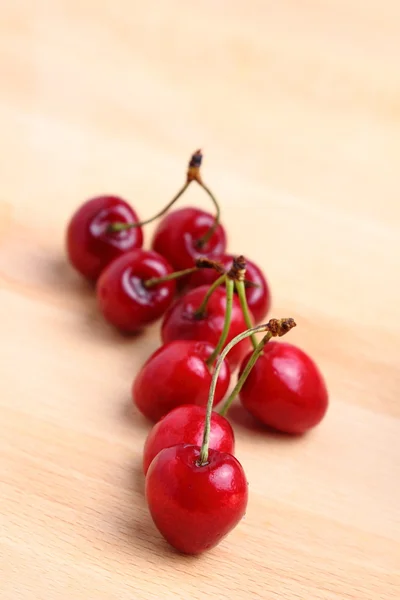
{"left": 1, "top": 2, "right": 399, "bottom": 598}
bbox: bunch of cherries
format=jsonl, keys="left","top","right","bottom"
{"left": 66, "top": 150, "right": 328, "bottom": 555}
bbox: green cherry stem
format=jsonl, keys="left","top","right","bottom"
{"left": 194, "top": 274, "right": 226, "bottom": 318}
{"left": 195, "top": 180, "right": 220, "bottom": 248}
{"left": 108, "top": 182, "right": 190, "bottom": 233}
{"left": 198, "top": 318, "right": 297, "bottom": 465}
{"left": 205, "top": 277, "right": 234, "bottom": 368}
{"left": 143, "top": 266, "right": 198, "bottom": 288}
{"left": 235, "top": 279, "right": 257, "bottom": 350}
{"left": 219, "top": 334, "right": 270, "bottom": 417}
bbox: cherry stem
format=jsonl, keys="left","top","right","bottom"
{"left": 219, "top": 334, "right": 271, "bottom": 417}
{"left": 143, "top": 266, "right": 198, "bottom": 288}
{"left": 235, "top": 280, "right": 257, "bottom": 350}
{"left": 194, "top": 274, "right": 227, "bottom": 318}
{"left": 195, "top": 181, "right": 220, "bottom": 248}
{"left": 143, "top": 257, "right": 226, "bottom": 288}
{"left": 107, "top": 149, "right": 221, "bottom": 239}
{"left": 227, "top": 255, "right": 257, "bottom": 350}
{"left": 198, "top": 318, "right": 296, "bottom": 466}
{"left": 108, "top": 182, "right": 191, "bottom": 233}
{"left": 205, "top": 277, "right": 234, "bottom": 368}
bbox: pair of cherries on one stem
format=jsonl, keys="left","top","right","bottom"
{"left": 144, "top": 318, "right": 300, "bottom": 555}
{"left": 66, "top": 150, "right": 226, "bottom": 281}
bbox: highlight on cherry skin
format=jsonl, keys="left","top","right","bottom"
{"left": 152, "top": 207, "right": 227, "bottom": 273}
{"left": 186, "top": 253, "right": 271, "bottom": 323}
{"left": 132, "top": 340, "right": 231, "bottom": 422}
{"left": 96, "top": 249, "right": 176, "bottom": 333}
{"left": 145, "top": 444, "right": 248, "bottom": 555}
{"left": 239, "top": 341, "right": 329, "bottom": 434}
{"left": 142, "top": 404, "right": 235, "bottom": 474}
{"left": 66, "top": 195, "right": 143, "bottom": 281}
{"left": 161, "top": 285, "right": 251, "bottom": 370}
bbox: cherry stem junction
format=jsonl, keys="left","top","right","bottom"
{"left": 198, "top": 318, "right": 296, "bottom": 466}
{"left": 205, "top": 277, "right": 234, "bottom": 368}
{"left": 227, "top": 255, "right": 258, "bottom": 350}
{"left": 107, "top": 150, "right": 221, "bottom": 243}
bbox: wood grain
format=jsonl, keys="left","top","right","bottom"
{"left": 1, "top": 1, "right": 399, "bottom": 598}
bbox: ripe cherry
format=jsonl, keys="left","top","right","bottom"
{"left": 239, "top": 341, "right": 328, "bottom": 434}
{"left": 152, "top": 207, "right": 227, "bottom": 272}
{"left": 96, "top": 249, "right": 175, "bottom": 332}
{"left": 145, "top": 444, "right": 248, "bottom": 554}
{"left": 161, "top": 285, "right": 251, "bottom": 370}
{"left": 142, "top": 404, "right": 234, "bottom": 474}
{"left": 186, "top": 253, "right": 271, "bottom": 322}
{"left": 66, "top": 195, "right": 143, "bottom": 281}
{"left": 133, "top": 340, "right": 231, "bottom": 422}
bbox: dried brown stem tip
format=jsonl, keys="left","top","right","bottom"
{"left": 227, "top": 255, "right": 247, "bottom": 282}
{"left": 195, "top": 257, "right": 226, "bottom": 274}
{"left": 266, "top": 318, "right": 297, "bottom": 337}
{"left": 187, "top": 149, "right": 203, "bottom": 183}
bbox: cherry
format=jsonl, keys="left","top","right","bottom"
{"left": 96, "top": 249, "right": 176, "bottom": 332}
{"left": 152, "top": 207, "right": 227, "bottom": 272}
{"left": 186, "top": 253, "right": 271, "bottom": 322}
{"left": 239, "top": 341, "right": 328, "bottom": 434}
{"left": 66, "top": 195, "right": 143, "bottom": 281}
{"left": 142, "top": 404, "right": 234, "bottom": 474}
{"left": 145, "top": 444, "right": 248, "bottom": 554}
{"left": 161, "top": 285, "right": 251, "bottom": 370}
{"left": 133, "top": 340, "right": 231, "bottom": 422}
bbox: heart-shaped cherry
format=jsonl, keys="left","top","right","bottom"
{"left": 142, "top": 404, "right": 234, "bottom": 474}
{"left": 133, "top": 340, "right": 231, "bottom": 422}
{"left": 186, "top": 253, "right": 271, "bottom": 323}
{"left": 239, "top": 341, "right": 328, "bottom": 433}
{"left": 145, "top": 444, "right": 248, "bottom": 554}
{"left": 66, "top": 195, "right": 143, "bottom": 280}
{"left": 152, "top": 207, "right": 227, "bottom": 272}
{"left": 161, "top": 285, "right": 251, "bottom": 370}
{"left": 96, "top": 249, "right": 175, "bottom": 332}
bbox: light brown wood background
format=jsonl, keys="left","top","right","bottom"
{"left": 1, "top": 1, "right": 399, "bottom": 599}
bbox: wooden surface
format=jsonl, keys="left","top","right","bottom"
{"left": 1, "top": 2, "right": 399, "bottom": 599}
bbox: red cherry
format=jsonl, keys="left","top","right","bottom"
{"left": 96, "top": 249, "right": 176, "bottom": 332}
{"left": 142, "top": 404, "right": 234, "bottom": 474}
{"left": 239, "top": 341, "right": 328, "bottom": 434}
{"left": 152, "top": 207, "right": 227, "bottom": 271}
{"left": 145, "top": 444, "right": 248, "bottom": 554}
{"left": 186, "top": 253, "right": 271, "bottom": 323}
{"left": 66, "top": 195, "right": 143, "bottom": 280}
{"left": 161, "top": 285, "right": 251, "bottom": 370}
{"left": 133, "top": 340, "right": 230, "bottom": 422}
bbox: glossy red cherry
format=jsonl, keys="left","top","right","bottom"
{"left": 142, "top": 404, "right": 235, "bottom": 474}
{"left": 239, "top": 341, "right": 328, "bottom": 433}
{"left": 161, "top": 285, "right": 251, "bottom": 370}
{"left": 133, "top": 340, "right": 230, "bottom": 422}
{"left": 146, "top": 444, "right": 248, "bottom": 554}
{"left": 66, "top": 195, "right": 143, "bottom": 280}
{"left": 186, "top": 253, "right": 271, "bottom": 323}
{"left": 152, "top": 207, "right": 227, "bottom": 272}
{"left": 96, "top": 249, "right": 175, "bottom": 332}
